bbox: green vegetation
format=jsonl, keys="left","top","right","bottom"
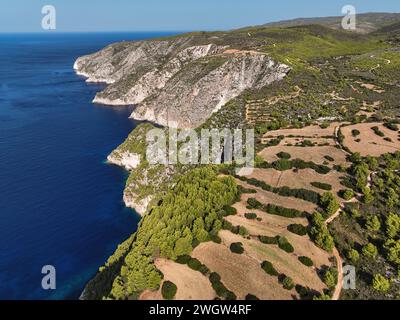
{"left": 230, "top": 242, "right": 244, "bottom": 254}
{"left": 372, "top": 126, "right": 385, "bottom": 138}
{"left": 277, "top": 236, "right": 295, "bottom": 253}
{"left": 261, "top": 261, "right": 279, "bottom": 276}
{"left": 258, "top": 159, "right": 331, "bottom": 175}
{"left": 258, "top": 235, "right": 279, "bottom": 245}
{"left": 323, "top": 267, "right": 338, "bottom": 290}
{"left": 311, "top": 182, "right": 333, "bottom": 191}
{"left": 245, "top": 213, "right": 258, "bottom": 220}
{"left": 247, "top": 198, "right": 307, "bottom": 218}
{"left": 320, "top": 192, "right": 340, "bottom": 218}
{"left": 372, "top": 274, "right": 391, "bottom": 292}
{"left": 276, "top": 152, "right": 291, "bottom": 159}
{"left": 161, "top": 281, "right": 177, "bottom": 300}
{"left": 282, "top": 276, "right": 295, "bottom": 290}
{"left": 309, "top": 212, "right": 334, "bottom": 252}
{"left": 287, "top": 224, "right": 308, "bottom": 236}
{"left": 298, "top": 256, "right": 314, "bottom": 267}
{"left": 341, "top": 189, "right": 355, "bottom": 201}
{"left": 329, "top": 152, "right": 400, "bottom": 299}
{"left": 363, "top": 243, "right": 378, "bottom": 259}
{"left": 238, "top": 175, "right": 320, "bottom": 205}
{"left": 209, "top": 272, "right": 236, "bottom": 300}
{"left": 108, "top": 167, "right": 237, "bottom": 299}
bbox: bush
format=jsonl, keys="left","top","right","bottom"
{"left": 341, "top": 189, "right": 355, "bottom": 201}
{"left": 362, "top": 243, "right": 378, "bottom": 259}
{"left": 282, "top": 276, "right": 295, "bottom": 290}
{"left": 277, "top": 152, "right": 291, "bottom": 160}
{"left": 161, "top": 281, "right": 177, "bottom": 300}
{"left": 384, "top": 122, "right": 399, "bottom": 131}
{"left": 265, "top": 203, "right": 306, "bottom": 218}
{"left": 352, "top": 129, "right": 361, "bottom": 137}
{"left": 261, "top": 261, "right": 279, "bottom": 276}
{"left": 223, "top": 206, "right": 237, "bottom": 217}
{"left": 209, "top": 272, "right": 236, "bottom": 299}
{"left": 298, "top": 256, "right": 314, "bottom": 267}
{"left": 209, "top": 234, "right": 222, "bottom": 244}
{"left": 176, "top": 255, "right": 191, "bottom": 264}
{"left": 372, "top": 274, "right": 391, "bottom": 292}
{"left": 324, "top": 155, "right": 335, "bottom": 162}
{"left": 247, "top": 198, "right": 262, "bottom": 210}
{"left": 295, "top": 285, "right": 310, "bottom": 298}
{"left": 287, "top": 224, "right": 308, "bottom": 236}
{"left": 372, "top": 126, "right": 385, "bottom": 137}
{"left": 187, "top": 258, "right": 202, "bottom": 271}
{"left": 277, "top": 237, "right": 294, "bottom": 253}
{"left": 311, "top": 182, "right": 332, "bottom": 191}
{"left": 230, "top": 242, "right": 244, "bottom": 254}
{"left": 346, "top": 249, "right": 360, "bottom": 264}
{"left": 259, "top": 235, "right": 279, "bottom": 244}
{"left": 245, "top": 213, "right": 257, "bottom": 220}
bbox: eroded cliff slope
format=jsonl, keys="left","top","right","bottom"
{"left": 74, "top": 35, "right": 290, "bottom": 128}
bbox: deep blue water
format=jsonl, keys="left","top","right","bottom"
{"left": 0, "top": 32, "right": 177, "bottom": 300}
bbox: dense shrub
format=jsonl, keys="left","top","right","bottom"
{"left": 340, "top": 189, "right": 355, "bottom": 201}
{"left": 187, "top": 258, "right": 202, "bottom": 271}
{"left": 176, "top": 255, "right": 191, "bottom": 264}
{"left": 311, "top": 182, "right": 333, "bottom": 191}
{"left": 295, "top": 285, "right": 311, "bottom": 298}
{"left": 277, "top": 236, "right": 294, "bottom": 253}
{"left": 372, "top": 126, "right": 385, "bottom": 137}
{"left": 245, "top": 294, "right": 260, "bottom": 300}
{"left": 223, "top": 206, "right": 237, "bottom": 217}
{"left": 230, "top": 242, "right": 244, "bottom": 254}
{"left": 261, "top": 261, "right": 279, "bottom": 276}
{"left": 209, "top": 272, "right": 236, "bottom": 299}
{"left": 259, "top": 235, "right": 279, "bottom": 245}
{"left": 245, "top": 213, "right": 258, "bottom": 220}
{"left": 384, "top": 122, "right": 399, "bottom": 131}
{"left": 298, "top": 256, "right": 314, "bottom": 267}
{"left": 247, "top": 198, "right": 262, "bottom": 210}
{"left": 161, "top": 281, "right": 177, "bottom": 300}
{"left": 287, "top": 224, "right": 308, "bottom": 236}
{"left": 265, "top": 203, "right": 306, "bottom": 218}
{"left": 277, "top": 152, "right": 291, "bottom": 159}
{"left": 282, "top": 276, "right": 295, "bottom": 290}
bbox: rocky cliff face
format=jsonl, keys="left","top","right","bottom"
{"left": 74, "top": 36, "right": 290, "bottom": 128}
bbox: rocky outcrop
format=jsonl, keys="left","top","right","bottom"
{"left": 74, "top": 36, "right": 290, "bottom": 128}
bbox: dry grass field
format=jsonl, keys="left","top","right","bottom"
{"left": 140, "top": 259, "right": 216, "bottom": 300}
{"left": 341, "top": 122, "right": 400, "bottom": 156}
{"left": 247, "top": 168, "right": 348, "bottom": 198}
{"left": 258, "top": 145, "right": 349, "bottom": 167}
{"left": 235, "top": 179, "right": 318, "bottom": 213}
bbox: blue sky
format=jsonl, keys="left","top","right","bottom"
{"left": 1, "top": 0, "right": 399, "bottom": 32}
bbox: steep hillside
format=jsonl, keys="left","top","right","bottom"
{"left": 264, "top": 12, "right": 400, "bottom": 34}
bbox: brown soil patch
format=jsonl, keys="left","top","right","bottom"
{"left": 192, "top": 235, "right": 296, "bottom": 300}
{"left": 236, "top": 179, "right": 318, "bottom": 213}
{"left": 263, "top": 123, "right": 340, "bottom": 138}
{"left": 140, "top": 259, "right": 215, "bottom": 300}
{"left": 342, "top": 122, "right": 400, "bottom": 156}
{"left": 258, "top": 145, "right": 348, "bottom": 167}
{"left": 247, "top": 168, "right": 347, "bottom": 197}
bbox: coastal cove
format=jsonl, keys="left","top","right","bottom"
{"left": 0, "top": 32, "right": 177, "bottom": 299}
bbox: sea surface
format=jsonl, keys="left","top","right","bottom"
{"left": 0, "top": 32, "right": 177, "bottom": 299}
